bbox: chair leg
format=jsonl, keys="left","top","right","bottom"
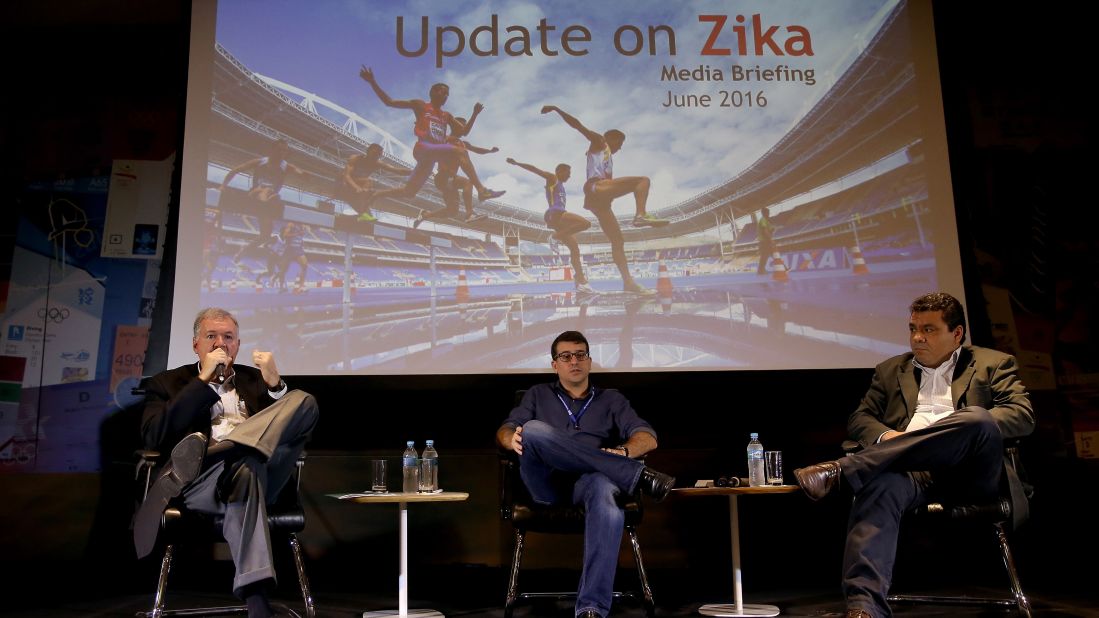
{"left": 139, "top": 537, "right": 313, "bottom": 618}
{"left": 147, "top": 544, "right": 174, "bottom": 618}
{"left": 994, "top": 523, "right": 1031, "bottom": 617}
{"left": 626, "top": 526, "right": 655, "bottom": 618}
{"left": 505, "top": 529, "right": 525, "bottom": 618}
{"left": 888, "top": 523, "right": 1031, "bottom": 615}
{"left": 288, "top": 533, "right": 316, "bottom": 618}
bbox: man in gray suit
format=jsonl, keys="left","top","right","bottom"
{"left": 134, "top": 307, "right": 319, "bottom": 618}
{"left": 793, "top": 292, "right": 1034, "bottom": 618}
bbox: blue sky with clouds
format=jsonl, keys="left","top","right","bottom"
{"left": 215, "top": 0, "right": 896, "bottom": 216}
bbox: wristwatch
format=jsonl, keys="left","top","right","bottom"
{"left": 619, "top": 445, "right": 630, "bottom": 458}
{"left": 268, "top": 379, "right": 287, "bottom": 392}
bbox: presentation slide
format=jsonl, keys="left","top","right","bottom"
{"left": 170, "top": 0, "right": 964, "bottom": 374}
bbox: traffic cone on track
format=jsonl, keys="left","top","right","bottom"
{"left": 770, "top": 252, "right": 790, "bottom": 282}
{"left": 850, "top": 244, "right": 870, "bottom": 275}
{"left": 456, "top": 268, "right": 470, "bottom": 302}
{"left": 656, "top": 258, "right": 674, "bottom": 298}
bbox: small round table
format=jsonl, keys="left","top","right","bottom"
{"left": 333, "top": 491, "right": 469, "bottom": 618}
{"left": 672, "top": 485, "right": 799, "bottom": 617}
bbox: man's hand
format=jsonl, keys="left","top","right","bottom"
{"left": 601, "top": 446, "right": 628, "bottom": 457}
{"left": 473, "top": 102, "right": 484, "bottom": 115}
{"left": 880, "top": 430, "right": 903, "bottom": 442}
{"left": 540, "top": 105, "right": 558, "bottom": 115}
{"left": 199, "top": 348, "right": 231, "bottom": 383}
{"left": 506, "top": 157, "right": 517, "bottom": 165}
{"left": 359, "top": 65, "right": 375, "bottom": 84}
{"left": 508, "top": 425, "right": 523, "bottom": 455}
{"left": 252, "top": 350, "right": 281, "bottom": 389}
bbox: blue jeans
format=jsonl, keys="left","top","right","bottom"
{"left": 518, "top": 420, "right": 645, "bottom": 617}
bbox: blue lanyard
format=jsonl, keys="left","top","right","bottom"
{"left": 554, "top": 387, "right": 596, "bottom": 429}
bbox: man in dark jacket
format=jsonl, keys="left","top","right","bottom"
{"left": 135, "top": 307, "right": 319, "bottom": 618}
{"left": 793, "top": 292, "right": 1034, "bottom": 618}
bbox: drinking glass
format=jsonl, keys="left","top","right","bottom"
{"left": 765, "top": 451, "right": 783, "bottom": 485}
{"left": 371, "top": 459, "right": 388, "bottom": 493}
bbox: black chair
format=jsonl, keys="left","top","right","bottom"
{"left": 844, "top": 439, "right": 1032, "bottom": 616}
{"left": 499, "top": 391, "right": 655, "bottom": 618}
{"left": 133, "top": 449, "right": 316, "bottom": 618}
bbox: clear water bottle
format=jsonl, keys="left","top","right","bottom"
{"left": 420, "top": 439, "right": 439, "bottom": 492}
{"left": 747, "top": 433, "right": 766, "bottom": 487}
{"left": 402, "top": 441, "right": 420, "bottom": 493}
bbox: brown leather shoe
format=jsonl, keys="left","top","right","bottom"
{"left": 846, "top": 609, "right": 874, "bottom": 618}
{"left": 793, "top": 461, "right": 842, "bottom": 501}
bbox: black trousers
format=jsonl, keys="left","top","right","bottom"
{"left": 839, "top": 407, "right": 1003, "bottom": 617}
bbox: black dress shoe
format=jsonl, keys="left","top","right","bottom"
{"left": 846, "top": 609, "right": 874, "bottom": 618}
{"left": 577, "top": 611, "right": 601, "bottom": 618}
{"left": 793, "top": 461, "right": 842, "bottom": 501}
{"left": 637, "top": 467, "right": 675, "bottom": 502}
{"left": 134, "top": 432, "right": 208, "bottom": 558}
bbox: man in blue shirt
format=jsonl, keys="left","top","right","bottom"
{"left": 497, "top": 330, "right": 674, "bottom": 618}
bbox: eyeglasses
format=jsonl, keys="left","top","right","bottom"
{"left": 553, "top": 350, "right": 590, "bottom": 363}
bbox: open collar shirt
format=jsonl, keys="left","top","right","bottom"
{"left": 906, "top": 346, "right": 963, "bottom": 433}
{"left": 198, "top": 362, "right": 287, "bottom": 443}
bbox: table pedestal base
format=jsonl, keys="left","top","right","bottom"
{"left": 363, "top": 610, "right": 444, "bottom": 618}
{"left": 698, "top": 602, "right": 780, "bottom": 617}
{"left": 333, "top": 492, "right": 469, "bottom": 618}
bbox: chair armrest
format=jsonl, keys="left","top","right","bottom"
{"left": 295, "top": 451, "right": 306, "bottom": 491}
{"left": 135, "top": 449, "right": 161, "bottom": 499}
{"left": 135, "top": 449, "right": 161, "bottom": 463}
{"left": 499, "top": 450, "right": 519, "bottom": 520}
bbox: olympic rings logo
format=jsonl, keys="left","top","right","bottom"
{"left": 37, "top": 307, "right": 70, "bottom": 323}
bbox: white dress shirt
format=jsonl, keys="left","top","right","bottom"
{"left": 906, "top": 346, "right": 962, "bottom": 433}
{"left": 201, "top": 364, "right": 287, "bottom": 443}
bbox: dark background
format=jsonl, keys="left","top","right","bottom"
{"left": 2, "top": 0, "right": 1096, "bottom": 613}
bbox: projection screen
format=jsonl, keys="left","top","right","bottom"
{"left": 171, "top": 0, "right": 965, "bottom": 374}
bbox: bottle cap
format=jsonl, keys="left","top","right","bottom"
{"left": 406, "top": 440, "right": 414, "bottom": 447}
{"left": 426, "top": 439, "right": 434, "bottom": 446}
{"left": 750, "top": 432, "right": 759, "bottom": 439}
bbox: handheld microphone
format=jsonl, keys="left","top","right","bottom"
{"left": 214, "top": 362, "right": 226, "bottom": 381}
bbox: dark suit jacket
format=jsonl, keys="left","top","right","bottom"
{"left": 846, "top": 345, "right": 1035, "bottom": 527}
{"left": 140, "top": 363, "right": 277, "bottom": 455}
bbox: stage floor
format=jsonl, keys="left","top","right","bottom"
{"left": 9, "top": 572, "right": 1097, "bottom": 617}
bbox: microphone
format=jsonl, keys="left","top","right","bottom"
{"left": 214, "top": 362, "right": 226, "bottom": 381}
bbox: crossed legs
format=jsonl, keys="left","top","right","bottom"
{"left": 837, "top": 407, "right": 1004, "bottom": 617}
{"left": 178, "top": 391, "right": 319, "bottom": 595}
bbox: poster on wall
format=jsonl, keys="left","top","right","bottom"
{"left": 172, "top": 0, "right": 966, "bottom": 374}
{"left": 3, "top": 246, "right": 104, "bottom": 387}
{"left": 0, "top": 176, "right": 167, "bottom": 472}
{"left": 101, "top": 156, "right": 175, "bottom": 260}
